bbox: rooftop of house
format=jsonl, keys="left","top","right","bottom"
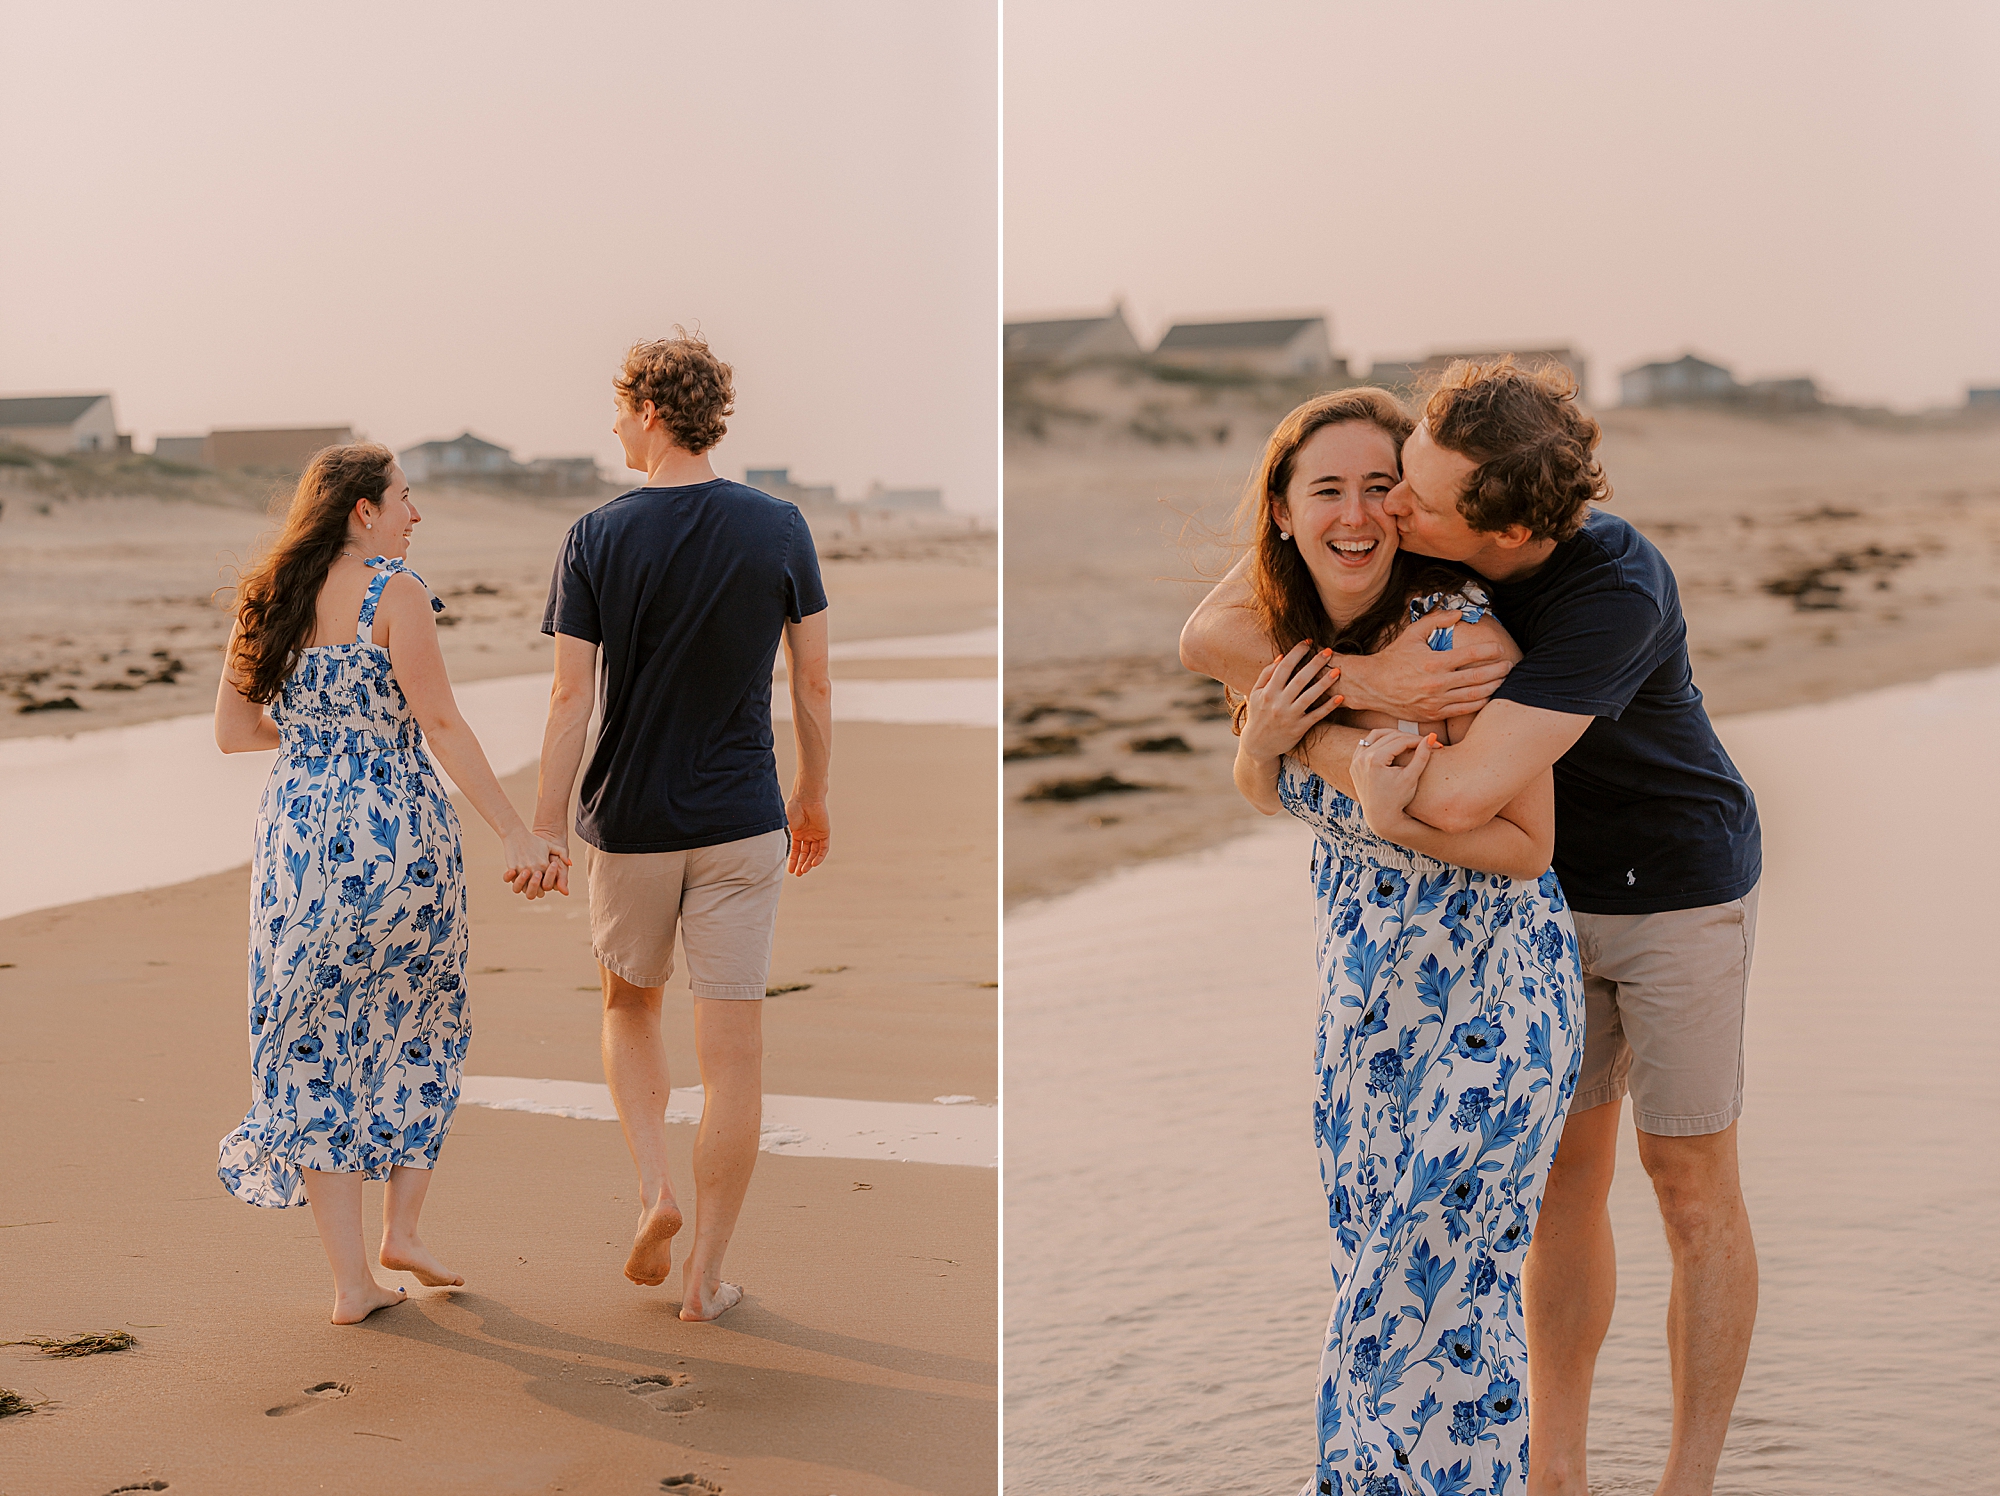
{"left": 1003, "top": 314, "right": 1125, "bottom": 355}
{"left": 0, "top": 393, "right": 110, "bottom": 427}
{"left": 403, "top": 431, "right": 512, "bottom": 455}
{"left": 1624, "top": 353, "right": 1731, "bottom": 376}
{"left": 1155, "top": 317, "right": 1322, "bottom": 351}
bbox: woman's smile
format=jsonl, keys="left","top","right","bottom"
{"left": 1277, "top": 420, "right": 1403, "bottom": 621}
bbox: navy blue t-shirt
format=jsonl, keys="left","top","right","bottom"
{"left": 542, "top": 479, "right": 828, "bottom": 854}
{"left": 1486, "top": 509, "right": 1760, "bottom": 915}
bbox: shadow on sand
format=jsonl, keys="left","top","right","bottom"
{"left": 361, "top": 1291, "right": 992, "bottom": 1491}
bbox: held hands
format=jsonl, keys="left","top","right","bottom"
{"left": 500, "top": 826, "right": 571, "bottom": 899}
{"left": 786, "top": 790, "right": 830, "bottom": 877}
{"left": 1241, "top": 641, "right": 1344, "bottom": 762}
{"left": 1338, "top": 613, "right": 1511, "bottom": 720}
{"left": 1350, "top": 729, "right": 1438, "bottom": 837}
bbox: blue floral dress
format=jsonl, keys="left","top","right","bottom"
{"left": 1283, "top": 593, "right": 1585, "bottom": 1496}
{"left": 218, "top": 558, "right": 471, "bottom": 1209}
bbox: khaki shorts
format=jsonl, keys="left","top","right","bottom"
{"left": 1571, "top": 885, "right": 1759, "bottom": 1137}
{"left": 582, "top": 829, "right": 788, "bottom": 998}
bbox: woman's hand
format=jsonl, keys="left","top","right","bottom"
{"left": 1241, "top": 642, "right": 1343, "bottom": 762}
{"left": 1350, "top": 728, "right": 1437, "bottom": 837}
{"left": 500, "top": 827, "right": 569, "bottom": 898}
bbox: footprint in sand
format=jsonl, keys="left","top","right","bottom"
{"left": 626, "top": 1372, "right": 698, "bottom": 1415}
{"left": 265, "top": 1381, "right": 351, "bottom": 1417}
{"left": 659, "top": 1476, "right": 722, "bottom": 1494}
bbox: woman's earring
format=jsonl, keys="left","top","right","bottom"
{"left": 1279, "top": 531, "right": 1291, "bottom": 541}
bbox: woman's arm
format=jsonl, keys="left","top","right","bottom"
{"left": 1349, "top": 730, "right": 1554, "bottom": 879}
{"left": 1231, "top": 641, "right": 1343, "bottom": 816}
{"left": 378, "top": 574, "right": 562, "bottom": 892}
{"left": 214, "top": 622, "right": 281, "bottom": 753}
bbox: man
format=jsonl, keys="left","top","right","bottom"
{"left": 527, "top": 331, "right": 834, "bottom": 1322}
{"left": 1182, "top": 360, "right": 1761, "bottom": 1496}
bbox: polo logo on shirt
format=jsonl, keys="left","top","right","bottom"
{"left": 1626, "top": 869, "right": 1636, "bottom": 886}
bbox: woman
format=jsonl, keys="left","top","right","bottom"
{"left": 214, "top": 443, "right": 560, "bottom": 1324}
{"left": 1228, "top": 390, "right": 1584, "bottom": 1496}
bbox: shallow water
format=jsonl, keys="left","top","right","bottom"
{"left": 1, "top": 639, "right": 995, "bottom": 921}
{"left": 1005, "top": 665, "right": 2000, "bottom": 1494}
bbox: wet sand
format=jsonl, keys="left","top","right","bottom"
{"left": 1, "top": 723, "right": 995, "bottom": 1496}
{"left": 1004, "top": 665, "right": 2000, "bottom": 1494}
{"left": 1004, "top": 385, "right": 2000, "bottom": 905}
{"left": 0, "top": 486, "right": 997, "bottom": 1494}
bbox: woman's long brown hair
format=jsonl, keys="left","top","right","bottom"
{"left": 1239, "top": 387, "right": 1473, "bottom": 659}
{"left": 230, "top": 442, "right": 395, "bottom": 703}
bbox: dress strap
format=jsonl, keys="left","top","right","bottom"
{"left": 356, "top": 556, "right": 445, "bottom": 642}
{"left": 1405, "top": 581, "right": 1493, "bottom": 652}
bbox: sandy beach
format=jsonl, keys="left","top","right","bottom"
{"left": 0, "top": 483, "right": 997, "bottom": 1496}
{"left": 1004, "top": 367, "right": 2000, "bottom": 904}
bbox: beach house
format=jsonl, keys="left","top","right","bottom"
{"left": 399, "top": 431, "right": 515, "bottom": 483}
{"left": 0, "top": 393, "right": 123, "bottom": 455}
{"left": 864, "top": 482, "right": 944, "bottom": 512}
{"left": 1004, "top": 305, "right": 1143, "bottom": 371}
{"left": 745, "top": 468, "right": 840, "bottom": 510}
{"left": 205, "top": 427, "right": 356, "bottom": 470}
{"left": 1619, "top": 354, "right": 1737, "bottom": 407}
{"left": 1367, "top": 347, "right": 1588, "bottom": 396}
{"left": 1152, "top": 316, "right": 1339, "bottom": 378}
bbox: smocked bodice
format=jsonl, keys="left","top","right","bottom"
{"left": 268, "top": 558, "right": 443, "bottom": 760}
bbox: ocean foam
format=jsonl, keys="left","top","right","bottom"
{"left": 457, "top": 1076, "right": 996, "bottom": 1167}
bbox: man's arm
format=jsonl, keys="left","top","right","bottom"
{"left": 1297, "top": 697, "right": 1592, "bottom": 834}
{"left": 782, "top": 611, "right": 832, "bottom": 876}
{"left": 1179, "top": 556, "right": 1514, "bottom": 718}
{"left": 527, "top": 632, "right": 598, "bottom": 896}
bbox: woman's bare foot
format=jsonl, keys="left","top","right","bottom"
{"left": 678, "top": 1278, "right": 743, "bottom": 1323}
{"left": 624, "top": 1198, "right": 685, "bottom": 1286}
{"left": 379, "top": 1233, "right": 465, "bottom": 1288}
{"left": 330, "top": 1282, "right": 407, "bottom": 1325}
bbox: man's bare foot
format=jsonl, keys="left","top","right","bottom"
{"left": 678, "top": 1279, "right": 743, "bottom": 1322}
{"left": 624, "top": 1199, "right": 685, "bottom": 1286}
{"left": 330, "top": 1282, "right": 406, "bottom": 1325}
{"left": 379, "top": 1233, "right": 465, "bottom": 1288}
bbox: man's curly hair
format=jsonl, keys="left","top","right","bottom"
{"left": 615, "top": 329, "right": 734, "bottom": 455}
{"left": 1422, "top": 357, "right": 1610, "bottom": 542}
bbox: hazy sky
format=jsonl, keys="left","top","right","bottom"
{"left": 1006, "top": 0, "right": 1999, "bottom": 410}
{"left": 1, "top": 1, "right": 997, "bottom": 511}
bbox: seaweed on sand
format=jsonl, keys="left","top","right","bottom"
{"left": 0, "top": 1387, "right": 37, "bottom": 1417}
{"left": 3, "top": 1330, "right": 137, "bottom": 1357}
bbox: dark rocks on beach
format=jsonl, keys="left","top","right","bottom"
{"left": 1004, "top": 733, "right": 1083, "bottom": 761}
{"left": 1022, "top": 773, "right": 1154, "bottom": 804}
{"left": 1128, "top": 734, "right": 1193, "bottom": 754}
{"left": 1763, "top": 545, "right": 1915, "bottom": 611}
{"left": 1015, "top": 702, "right": 1102, "bottom": 728}
{"left": 1175, "top": 682, "right": 1234, "bottom": 721}
{"left": 18, "top": 696, "right": 81, "bottom": 714}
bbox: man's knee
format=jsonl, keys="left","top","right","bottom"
{"left": 693, "top": 996, "right": 763, "bottom": 1066}
{"left": 1637, "top": 1127, "right": 1743, "bottom": 1239}
{"left": 601, "top": 968, "right": 666, "bottom": 1014}
{"left": 1545, "top": 1101, "right": 1619, "bottom": 1204}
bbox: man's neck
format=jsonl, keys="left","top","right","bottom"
{"left": 1469, "top": 534, "right": 1559, "bottom": 584}
{"left": 642, "top": 446, "right": 719, "bottom": 489}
